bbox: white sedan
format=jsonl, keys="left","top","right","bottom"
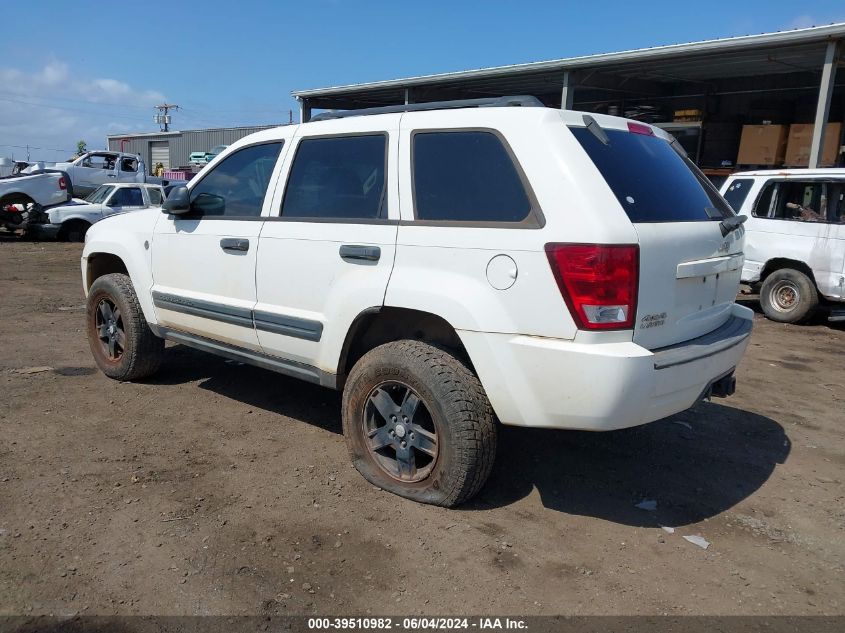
{"left": 27, "top": 182, "right": 165, "bottom": 241}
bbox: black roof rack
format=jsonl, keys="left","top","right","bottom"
{"left": 309, "top": 95, "right": 543, "bottom": 122}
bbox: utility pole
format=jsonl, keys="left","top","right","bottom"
{"left": 153, "top": 103, "right": 179, "bottom": 132}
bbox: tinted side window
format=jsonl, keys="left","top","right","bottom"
{"left": 111, "top": 187, "right": 143, "bottom": 206}
{"left": 723, "top": 178, "right": 754, "bottom": 212}
{"left": 412, "top": 131, "right": 531, "bottom": 222}
{"left": 190, "top": 142, "right": 282, "bottom": 217}
{"left": 281, "top": 135, "right": 387, "bottom": 220}
{"left": 148, "top": 188, "right": 163, "bottom": 206}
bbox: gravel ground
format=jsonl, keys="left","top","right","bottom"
{"left": 0, "top": 240, "right": 843, "bottom": 616}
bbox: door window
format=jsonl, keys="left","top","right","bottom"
{"left": 148, "top": 188, "right": 163, "bottom": 206}
{"left": 281, "top": 135, "right": 387, "bottom": 220}
{"left": 109, "top": 187, "right": 143, "bottom": 207}
{"left": 81, "top": 153, "right": 117, "bottom": 170}
{"left": 412, "top": 131, "right": 532, "bottom": 223}
{"left": 753, "top": 181, "right": 844, "bottom": 223}
{"left": 120, "top": 157, "right": 138, "bottom": 173}
{"left": 189, "top": 142, "right": 283, "bottom": 217}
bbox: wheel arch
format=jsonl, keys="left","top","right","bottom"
{"left": 759, "top": 258, "right": 817, "bottom": 287}
{"left": 59, "top": 217, "right": 93, "bottom": 240}
{"left": 0, "top": 191, "right": 36, "bottom": 206}
{"left": 85, "top": 252, "right": 129, "bottom": 291}
{"left": 336, "top": 307, "right": 472, "bottom": 386}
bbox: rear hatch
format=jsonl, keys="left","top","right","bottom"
{"left": 569, "top": 116, "right": 743, "bottom": 349}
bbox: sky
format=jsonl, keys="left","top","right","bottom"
{"left": 2, "top": 1, "right": 844, "bottom": 162}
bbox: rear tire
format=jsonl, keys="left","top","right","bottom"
{"left": 759, "top": 268, "right": 818, "bottom": 324}
{"left": 86, "top": 273, "right": 164, "bottom": 380}
{"left": 342, "top": 340, "right": 496, "bottom": 507}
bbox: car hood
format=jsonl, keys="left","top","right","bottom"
{"left": 46, "top": 202, "right": 105, "bottom": 222}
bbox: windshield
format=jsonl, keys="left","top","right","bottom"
{"left": 210, "top": 145, "right": 226, "bottom": 154}
{"left": 570, "top": 126, "right": 734, "bottom": 222}
{"left": 86, "top": 185, "right": 115, "bottom": 204}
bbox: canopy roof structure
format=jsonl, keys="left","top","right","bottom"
{"left": 293, "top": 24, "right": 844, "bottom": 168}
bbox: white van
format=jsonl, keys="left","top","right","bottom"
{"left": 720, "top": 169, "right": 845, "bottom": 323}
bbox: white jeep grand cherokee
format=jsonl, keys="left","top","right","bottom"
{"left": 81, "top": 97, "right": 752, "bottom": 506}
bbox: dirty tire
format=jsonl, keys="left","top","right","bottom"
{"left": 342, "top": 340, "right": 497, "bottom": 507}
{"left": 86, "top": 273, "right": 164, "bottom": 381}
{"left": 61, "top": 220, "right": 90, "bottom": 243}
{"left": 760, "top": 268, "right": 818, "bottom": 324}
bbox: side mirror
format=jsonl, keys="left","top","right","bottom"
{"left": 162, "top": 186, "right": 190, "bottom": 215}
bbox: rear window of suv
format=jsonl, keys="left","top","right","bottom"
{"left": 570, "top": 126, "right": 733, "bottom": 222}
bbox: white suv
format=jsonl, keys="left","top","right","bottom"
{"left": 81, "top": 97, "right": 753, "bottom": 506}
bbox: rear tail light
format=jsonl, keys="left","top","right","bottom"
{"left": 58, "top": 177, "right": 67, "bottom": 190}
{"left": 545, "top": 243, "right": 639, "bottom": 330}
{"left": 627, "top": 121, "right": 654, "bottom": 136}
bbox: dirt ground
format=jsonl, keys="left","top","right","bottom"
{"left": 0, "top": 240, "right": 843, "bottom": 617}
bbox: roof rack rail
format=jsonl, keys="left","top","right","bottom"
{"left": 309, "top": 95, "right": 543, "bottom": 122}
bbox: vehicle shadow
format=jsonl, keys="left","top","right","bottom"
{"left": 152, "top": 344, "right": 790, "bottom": 527}
{"left": 469, "top": 401, "right": 790, "bottom": 527}
{"left": 149, "top": 343, "right": 343, "bottom": 435}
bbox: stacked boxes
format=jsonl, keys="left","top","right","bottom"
{"left": 736, "top": 125, "right": 789, "bottom": 166}
{"left": 784, "top": 123, "right": 843, "bottom": 167}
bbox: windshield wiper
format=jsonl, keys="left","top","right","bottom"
{"left": 582, "top": 115, "right": 609, "bottom": 146}
{"left": 719, "top": 214, "right": 747, "bottom": 237}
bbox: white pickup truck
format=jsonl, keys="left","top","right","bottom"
{"left": 0, "top": 169, "right": 71, "bottom": 232}
{"left": 52, "top": 151, "right": 165, "bottom": 198}
{"left": 27, "top": 182, "right": 165, "bottom": 241}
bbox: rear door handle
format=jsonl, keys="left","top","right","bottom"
{"left": 339, "top": 245, "right": 381, "bottom": 262}
{"left": 220, "top": 238, "right": 249, "bottom": 252}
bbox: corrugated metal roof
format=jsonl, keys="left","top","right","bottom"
{"left": 292, "top": 23, "right": 845, "bottom": 100}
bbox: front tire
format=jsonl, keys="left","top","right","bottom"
{"left": 61, "top": 220, "right": 91, "bottom": 243}
{"left": 86, "top": 273, "right": 164, "bottom": 380}
{"left": 759, "top": 268, "right": 818, "bottom": 324}
{"left": 342, "top": 340, "right": 496, "bottom": 507}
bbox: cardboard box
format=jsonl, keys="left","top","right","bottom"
{"left": 784, "top": 122, "right": 842, "bottom": 167}
{"left": 736, "top": 125, "right": 788, "bottom": 166}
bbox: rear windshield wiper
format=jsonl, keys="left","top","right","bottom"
{"left": 719, "top": 214, "right": 747, "bottom": 237}
{"left": 582, "top": 115, "right": 609, "bottom": 146}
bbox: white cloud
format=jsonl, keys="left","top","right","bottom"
{"left": 0, "top": 62, "right": 166, "bottom": 162}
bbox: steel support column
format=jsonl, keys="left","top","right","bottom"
{"left": 561, "top": 71, "right": 574, "bottom": 110}
{"left": 809, "top": 40, "right": 840, "bottom": 168}
{"left": 299, "top": 98, "right": 312, "bottom": 123}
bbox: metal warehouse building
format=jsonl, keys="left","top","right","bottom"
{"left": 293, "top": 24, "right": 844, "bottom": 174}
{"left": 106, "top": 125, "right": 282, "bottom": 172}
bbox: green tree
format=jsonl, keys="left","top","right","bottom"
{"left": 76, "top": 140, "right": 87, "bottom": 156}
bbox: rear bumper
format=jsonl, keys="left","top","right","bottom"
{"left": 458, "top": 303, "right": 754, "bottom": 431}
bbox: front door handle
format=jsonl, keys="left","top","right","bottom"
{"left": 220, "top": 238, "right": 249, "bottom": 252}
{"left": 339, "top": 244, "right": 380, "bottom": 262}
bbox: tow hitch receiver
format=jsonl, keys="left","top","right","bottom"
{"left": 709, "top": 373, "right": 736, "bottom": 398}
